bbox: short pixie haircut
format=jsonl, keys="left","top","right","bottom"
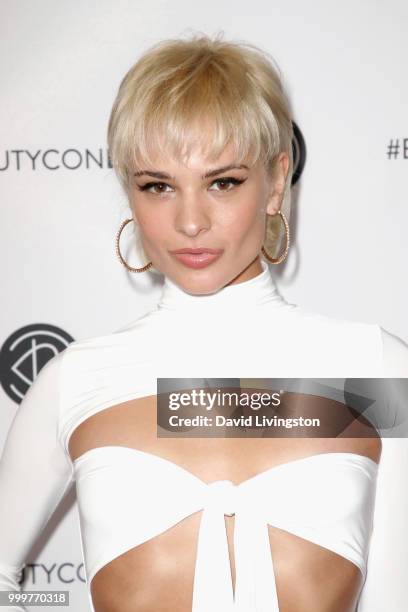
{"left": 108, "top": 31, "right": 294, "bottom": 258}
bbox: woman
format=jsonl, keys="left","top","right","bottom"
{"left": 1, "top": 32, "right": 407, "bottom": 612}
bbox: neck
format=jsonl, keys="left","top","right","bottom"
{"left": 157, "top": 259, "right": 286, "bottom": 312}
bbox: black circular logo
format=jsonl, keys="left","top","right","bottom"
{"left": 291, "top": 120, "right": 306, "bottom": 186}
{"left": 0, "top": 324, "right": 75, "bottom": 404}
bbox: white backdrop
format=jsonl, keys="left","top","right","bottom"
{"left": 1, "top": 1, "right": 407, "bottom": 610}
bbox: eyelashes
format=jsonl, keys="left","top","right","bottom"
{"left": 136, "top": 176, "right": 247, "bottom": 195}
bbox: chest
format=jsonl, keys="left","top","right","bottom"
{"left": 68, "top": 394, "right": 381, "bottom": 478}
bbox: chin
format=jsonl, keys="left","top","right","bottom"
{"left": 174, "top": 271, "right": 225, "bottom": 295}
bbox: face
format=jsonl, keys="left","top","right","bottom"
{"left": 128, "top": 142, "right": 289, "bottom": 295}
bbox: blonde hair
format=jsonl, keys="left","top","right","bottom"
{"left": 108, "top": 31, "right": 294, "bottom": 259}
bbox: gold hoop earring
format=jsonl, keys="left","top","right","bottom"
{"left": 261, "top": 210, "right": 290, "bottom": 265}
{"left": 115, "top": 218, "right": 153, "bottom": 273}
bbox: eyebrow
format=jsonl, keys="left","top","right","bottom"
{"left": 133, "top": 164, "right": 249, "bottom": 181}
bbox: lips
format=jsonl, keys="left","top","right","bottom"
{"left": 170, "top": 249, "right": 223, "bottom": 269}
{"left": 171, "top": 248, "right": 223, "bottom": 254}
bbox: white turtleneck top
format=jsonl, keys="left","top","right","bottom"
{"left": 0, "top": 259, "right": 407, "bottom": 612}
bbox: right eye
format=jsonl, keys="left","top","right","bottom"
{"left": 137, "top": 182, "right": 172, "bottom": 195}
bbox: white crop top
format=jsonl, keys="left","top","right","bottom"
{"left": 1, "top": 259, "right": 408, "bottom": 612}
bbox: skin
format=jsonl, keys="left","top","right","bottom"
{"left": 68, "top": 143, "right": 382, "bottom": 610}
{"left": 127, "top": 143, "right": 289, "bottom": 291}
{"left": 69, "top": 399, "right": 381, "bottom": 612}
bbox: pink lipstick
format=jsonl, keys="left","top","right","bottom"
{"left": 170, "top": 248, "right": 223, "bottom": 270}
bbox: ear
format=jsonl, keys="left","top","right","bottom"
{"left": 265, "top": 152, "right": 290, "bottom": 216}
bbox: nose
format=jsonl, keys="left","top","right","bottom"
{"left": 174, "top": 193, "right": 211, "bottom": 237}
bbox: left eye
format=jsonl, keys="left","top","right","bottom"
{"left": 210, "top": 177, "right": 245, "bottom": 191}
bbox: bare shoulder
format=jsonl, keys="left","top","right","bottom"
{"left": 380, "top": 327, "right": 408, "bottom": 376}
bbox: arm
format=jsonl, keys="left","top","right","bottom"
{"left": 0, "top": 351, "right": 74, "bottom": 611}
{"left": 381, "top": 326, "right": 408, "bottom": 377}
{"left": 379, "top": 327, "right": 408, "bottom": 435}
{"left": 343, "top": 327, "right": 408, "bottom": 436}
{"left": 357, "top": 326, "right": 408, "bottom": 611}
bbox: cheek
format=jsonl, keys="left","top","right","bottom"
{"left": 132, "top": 201, "right": 166, "bottom": 240}
{"left": 223, "top": 190, "right": 265, "bottom": 239}
{"left": 138, "top": 219, "right": 166, "bottom": 248}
